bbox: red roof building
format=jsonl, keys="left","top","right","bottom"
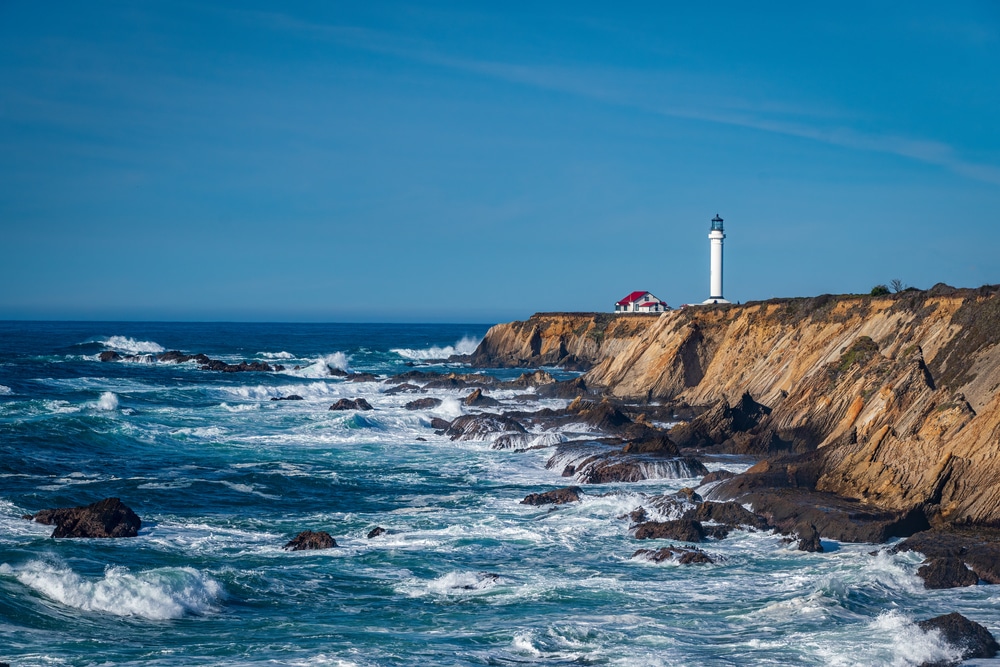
{"left": 614, "top": 291, "right": 669, "bottom": 313}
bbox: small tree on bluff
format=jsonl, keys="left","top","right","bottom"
{"left": 870, "top": 284, "right": 891, "bottom": 296}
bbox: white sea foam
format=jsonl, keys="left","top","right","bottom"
{"left": 100, "top": 336, "right": 165, "bottom": 354}
{"left": 122, "top": 354, "right": 157, "bottom": 364}
{"left": 1, "top": 560, "right": 223, "bottom": 619}
{"left": 425, "top": 571, "right": 500, "bottom": 595}
{"left": 96, "top": 391, "right": 119, "bottom": 411}
{"left": 287, "top": 353, "right": 351, "bottom": 378}
{"left": 868, "top": 610, "right": 963, "bottom": 667}
{"left": 0, "top": 385, "right": 11, "bottom": 394}
{"left": 220, "top": 402, "right": 259, "bottom": 412}
{"left": 391, "top": 335, "right": 481, "bottom": 361}
{"left": 258, "top": 351, "right": 295, "bottom": 360}
{"left": 434, "top": 397, "right": 465, "bottom": 420}
{"left": 225, "top": 381, "right": 337, "bottom": 402}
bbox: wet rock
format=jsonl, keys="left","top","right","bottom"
{"left": 510, "top": 370, "right": 556, "bottom": 387}
{"left": 284, "top": 530, "right": 336, "bottom": 551}
{"left": 670, "top": 391, "right": 772, "bottom": 450}
{"left": 329, "top": 398, "right": 374, "bottom": 411}
{"left": 917, "top": 612, "right": 998, "bottom": 665}
{"left": 578, "top": 455, "right": 708, "bottom": 484}
{"left": 917, "top": 557, "right": 979, "bottom": 589}
{"left": 633, "top": 546, "right": 714, "bottom": 564}
{"left": 385, "top": 383, "right": 423, "bottom": 395}
{"left": 537, "top": 377, "right": 589, "bottom": 399}
{"left": 347, "top": 372, "right": 379, "bottom": 382}
{"left": 430, "top": 417, "right": 453, "bottom": 431}
{"left": 621, "top": 433, "right": 680, "bottom": 456}
{"left": 683, "top": 501, "right": 770, "bottom": 532}
{"left": 367, "top": 526, "right": 387, "bottom": 539}
{"left": 796, "top": 524, "right": 824, "bottom": 553}
{"left": 521, "top": 486, "right": 582, "bottom": 506}
{"left": 445, "top": 413, "right": 527, "bottom": 441}
{"left": 896, "top": 528, "right": 1000, "bottom": 584}
{"left": 699, "top": 469, "right": 736, "bottom": 486}
{"left": 463, "top": 388, "right": 499, "bottom": 407}
{"left": 158, "top": 351, "right": 211, "bottom": 364}
{"left": 201, "top": 359, "right": 274, "bottom": 373}
{"left": 98, "top": 351, "right": 122, "bottom": 362}
{"left": 326, "top": 367, "right": 349, "bottom": 377}
{"left": 676, "top": 487, "right": 702, "bottom": 503}
{"left": 568, "top": 398, "right": 632, "bottom": 432}
{"left": 405, "top": 397, "right": 442, "bottom": 410}
{"left": 629, "top": 507, "right": 648, "bottom": 525}
{"left": 270, "top": 395, "right": 304, "bottom": 401}
{"left": 30, "top": 498, "right": 141, "bottom": 538}
{"left": 633, "top": 519, "right": 705, "bottom": 542}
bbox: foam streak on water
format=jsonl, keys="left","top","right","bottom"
{"left": 0, "top": 322, "right": 997, "bottom": 667}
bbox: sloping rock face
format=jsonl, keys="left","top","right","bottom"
{"left": 30, "top": 498, "right": 141, "bottom": 538}
{"left": 472, "top": 287, "right": 1000, "bottom": 525}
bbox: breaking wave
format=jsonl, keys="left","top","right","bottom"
{"left": 258, "top": 351, "right": 295, "bottom": 360}
{"left": 96, "top": 391, "right": 119, "bottom": 411}
{"left": 99, "top": 336, "right": 165, "bottom": 355}
{"left": 1, "top": 560, "right": 223, "bottom": 620}
{"left": 288, "top": 353, "right": 351, "bottom": 378}
{"left": 0, "top": 385, "right": 11, "bottom": 395}
{"left": 391, "top": 336, "right": 481, "bottom": 361}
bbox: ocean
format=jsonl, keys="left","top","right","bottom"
{"left": 1, "top": 321, "right": 997, "bottom": 666}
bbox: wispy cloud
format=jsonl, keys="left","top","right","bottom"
{"left": 254, "top": 11, "right": 1000, "bottom": 186}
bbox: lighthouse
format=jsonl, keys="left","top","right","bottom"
{"left": 702, "top": 214, "right": 731, "bottom": 305}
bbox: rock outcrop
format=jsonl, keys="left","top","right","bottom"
{"left": 284, "top": 530, "right": 336, "bottom": 551}
{"left": 29, "top": 498, "right": 141, "bottom": 538}
{"left": 916, "top": 612, "right": 998, "bottom": 664}
{"left": 472, "top": 287, "right": 1000, "bottom": 525}
{"left": 329, "top": 398, "right": 374, "bottom": 411}
{"left": 521, "top": 486, "right": 582, "bottom": 505}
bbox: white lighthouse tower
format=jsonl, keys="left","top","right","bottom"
{"left": 702, "top": 214, "right": 731, "bottom": 305}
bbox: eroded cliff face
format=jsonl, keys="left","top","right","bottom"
{"left": 474, "top": 287, "right": 1000, "bottom": 524}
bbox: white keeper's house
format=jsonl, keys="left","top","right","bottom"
{"left": 614, "top": 291, "right": 670, "bottom": 313}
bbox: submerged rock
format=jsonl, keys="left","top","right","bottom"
{"left": 521, "top": 486, "right": 582, "bottom": 506}
{"left": 632, "top": 546, "right": 714, "bottom": 565}
{"left": 98, "top": 351, "right": 122, "bottom": 362}
{"left": 367, "top": 526, "right": 387, "bottom": 539}
{"left": 916, "top": 612, "right": 998, "bottom": 665}
{"left": 30, "top": 498, "right": 141, "bottom": 538}
{"left": 270, "top": 395, "right": 304, "bottom": 401}
{"left": 284, "top": 530, "right": 336, "bottom": 551}
{"left": 329, "top": 398, "right": 374, "bottom": 411}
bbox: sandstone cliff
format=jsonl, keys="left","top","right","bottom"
{"left": 473, "top": 285, "right": 1000, "bottom": 525}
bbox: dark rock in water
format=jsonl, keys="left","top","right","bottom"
{"left": 347, "top": 372, "right": 379, "bottom": 382}
{"left": 521, "top": 486, "right": 582, "bottom": 506}
{"left": 537, "top": 376, "right": 589, "bottom": 399}
{"left": 796, "top": 524, "right": 824, "bottom": 552}
{"left": 367, "top": 526, "right": 387, "bottom": 539}
{"left": 405, "top": 397, "right": 442, "bottom": 410}
{"left": 30, "top": 498, "right": 141, "bottom": 538}
{"left": 99, "top": 350, "right": 122, "bottom": 362}
{"left": 463, "top": 388, "right": 499, "bottom": 407}
{"left": 917, "top": 612, "right": 998, "bottom": 664}
{"left": 683, "top": 501, "right": 770, "bottom": 532}
{"left": 621, "top": 433, "right": 679, "bottom": 456}
{"left": 633, "top": 519, "right": 705, "bottom": 543}
{"left": 578, "top": 455, "right": 708, "bottom": 484}
{"left": 568, "top": 398, "right": 632, "bottom": 432}
{"left": 201, "top": 359, "right": 274, "bottom": 373}
{"left": 270, "top": 395, "right": 304, "bottom": 401}
{"left": 284, "top": 530, "right": 336, "bottom": 551}
{"left": 510, "top": 370, "right": 556, "bottom": 387}
{"left": 385, "top": 383, "right": 423, "bottom": 395}
{"left": 415, "top": 437, "right": 427, "bottom": 441}
{"left": 446, "top": 413, "right": 526, "bottom": 441}
{"left": 329, "top": 398, "right": 374, "bottom": 411}
{"left": 327, "top": 367, "right": 349, "bottom": 377}
{"left": 917, "top": 557, "right": 979, "bottom": 589}
{"left": 158, "top": 350, "right": 211, "bottom": 364}
{"left": 699, "top": 469, "right": 736, "bottom": 486}
{"left": 430, "top": 417, "right": 452, "bottom": 431}
{"left": 633, "top": 546, "right": 714, "bottom": 564}
{"left": 896, "top": 528, "right": 1000, "bottom": 584}
{"left": 629, "top": 507, "right": 648, "bottom": 525}
{"left": 676, "top": 487, "right": 702, "bottom": 503}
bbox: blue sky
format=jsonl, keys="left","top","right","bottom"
{"left": 1, "top": 2, "right": 998, "bottom": 322}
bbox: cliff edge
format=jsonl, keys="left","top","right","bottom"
{"left": 472, "top": 285, "right": 1000, "bottom": 525}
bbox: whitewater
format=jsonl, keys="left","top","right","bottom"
{"left": 1, "top": 321, "right": 997, "bottom": 667}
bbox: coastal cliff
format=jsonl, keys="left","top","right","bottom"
{"left": 472, "top": 285, "right": 1000, "bottom": 525}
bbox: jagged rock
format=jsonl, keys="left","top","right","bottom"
{"left": 676, "top": 487, "right": 702, "bottom": 503}
{"left": 683, "top": 501, "right": 770, "bottom": 532}
{"left": 629, "top": 507, "right": 648, "bottom": 524}
{"left": 895, "top": 528, "right": 1000, "bottom": 584}
{"left": 284, "top": 530, "right": 336, "bottom": 551}
{"left": 669, "top": 391, "right": 771, "bottom": 450}
{"left": 98, "top": 351, "right": 122, "bottom": 362}
{"left": 158, "top": 351, "right": 211, "bottom": 364}
{"left": 347, "top": 372, "right": 379, "bottom": 382}
{"left": 796, "top": 524, "right": 824, "bottom": 552}
{"left": 367, "top": 526, "right": 386, "bottom": 539}
{"left": 405, "top": 397, "right": 442, "bottom": 410}
{"left": 568, "top": 398, "right": 632, "bottom": 432}
{"left": 445, "top": 413, "right": 526, "bottom": 441}
{"left": 521, "top": 486, "right": 581, "bottom": 506}
{"left": 633, "top": 519, "right": 705, "bottom": 542}
{"left": 463, "top": 388, "right": 499, "bottom": 407}
{"left": 917, "top": 557, "right": 979, "bottom": 589}
{"left": 327, "top": 367, "right": 349, "bottom": 377}
{"left": 270, "top": 395, "right": 304, "bottom": 401}
{"left": 510, "top": 370, "right": 556, "bottom": 387}
{"left": 621, "top": 433, "right": 680, "bottom": 456}
{"left": 917, "top": 612, "right": 998, "bottom": 665}
{"left": 699, "top": 469, "right": 736, "bottom": 485}
{"left": 29, "top": 498, "right": 141, "bottom": 538}
{"left": 329, "top": 398, "right": 374, "bottom": 411}
{"left": 537, "top": 377, "right": 589, "bottom": 399}
{"left": 201, "top": 359, "right": 274, "bottom": 373}
{"left": 632, "top": 546, "right": 714, "bottom": 564}
{"left": 430, "top": 417, "right": 452, "bottom": 431}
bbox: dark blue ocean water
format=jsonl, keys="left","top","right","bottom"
{"left": 1, "top": 322, "right": 997, "bottom": 667}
